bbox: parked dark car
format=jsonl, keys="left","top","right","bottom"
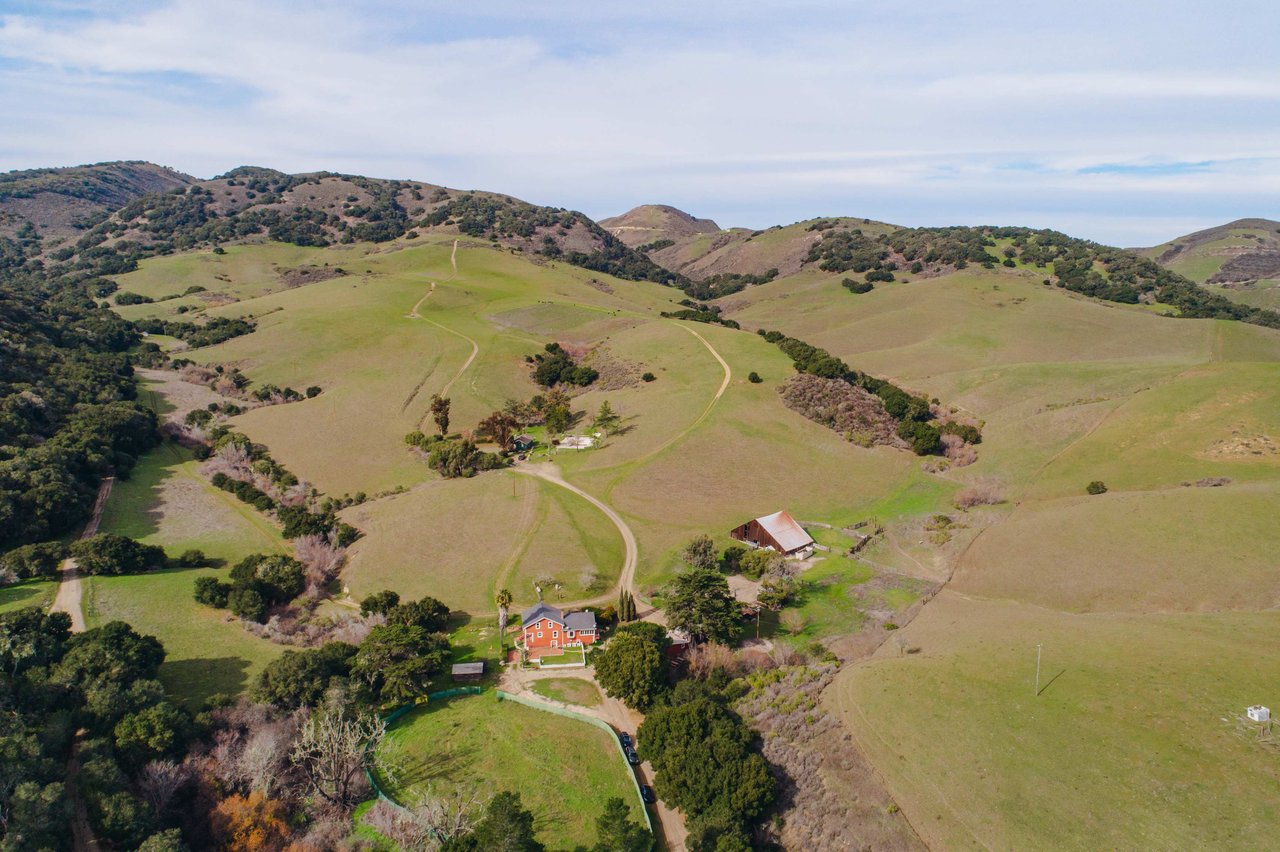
{"left": 619, "top": 732, "right": 633, "bottom": 748}
{"left": 640, "top": 785, "right": 656, "bottom": 804}
{"left": 625, "top": 748, "right": 640, "bottom": 766}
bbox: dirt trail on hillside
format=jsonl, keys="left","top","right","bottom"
{"left": 50, "top": 475, "right": 114, "bottom": 632}
{"left": 500, "top": 665, "right": 689, "bottom": 850}
{"left": 403, "top": 240, "right": 480, "bottom": 416}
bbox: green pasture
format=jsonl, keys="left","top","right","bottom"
{"left": 375, "top": 694, "right": 640, "bottom": 847}
{"left": 341, "top": 471, "right": 622, "bottom": 614}
{"left": 89, "top": 444, "right": 286, "bottom": 704}
{"left": 0, "top": 578, "right": 56, "bottom": 614}
{"left": 832, "top": 592, "right": 1280, "bottom": 851}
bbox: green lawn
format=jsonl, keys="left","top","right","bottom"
{"left": 531, "top": 677, "right": 603, "bottom": 707}
{"left": 536, "top": 646, "right": 586, "bottom": 667}
{"left": 89, "top": 444, "right": 286, "bottom": 705}
{"left": 375, "top": 693, "right": 640, "bottom": 847}
{"left": 0, "top": 578, "right": 56, "bottom": 614}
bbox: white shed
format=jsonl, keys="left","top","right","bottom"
{"left": 1247, "top": 705, "right": 1270, "bottom": 722}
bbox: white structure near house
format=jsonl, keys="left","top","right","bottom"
{"left": 557, "top": 435, "right": 596, "bottom": 450}
{"left": 1247, "top": 705, "right": 1271, "bottom": 722}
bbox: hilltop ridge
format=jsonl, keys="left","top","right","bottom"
{"left": 0, "top": 160, "right": 194, "bottom": 239}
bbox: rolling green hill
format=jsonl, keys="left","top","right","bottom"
{"left": 7, "top": 161, "right": 1280, "bottom": 848}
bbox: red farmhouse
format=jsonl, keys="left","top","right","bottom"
{"left": 519, "top": 602, "right": 598, "bottom": 657}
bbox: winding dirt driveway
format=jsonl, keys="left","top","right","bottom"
{"left": 513, "top": 463, "right": 639, "bottom": 607}
{"left": 50, "top": 475, "right": 114, "bottom": 632}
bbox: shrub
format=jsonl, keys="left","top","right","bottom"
{"left": 1086, "top": 480, "right": 1108, "bottom": 495}
{"left": 842, "top": 277, "right": 874, "bottom": 294}
{"left": 194, "top": 577, "right": 232, "bottom": 608}
{"left": 953, "top": 481, "right": 1004, "bottom": 509}
{"left": 176, "top": 549, "right": 206, "bottom": 568}
{"left": 228, "top": 586, "right": 268, "bottom": 622}
{"left": 747, "top": 372, "right": 762, "bottom": 383}
{"left": 641, "top": 372, "right": 656, "bottom": 382}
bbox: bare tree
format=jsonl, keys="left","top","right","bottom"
{"left": 237, "top": 714, "right": 301, "bottom": 797}
{"left": 137, "top": 760, "right": 189, "bottom": 818}
{"left": 289, "top": 709, "right": 387, "bottom": 808}
{"left": 413, "top": 786, "right": 485, "bottom": 844}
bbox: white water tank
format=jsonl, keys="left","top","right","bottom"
{"left": 1247, "top": 705, "right": 1270, "bottom": 722}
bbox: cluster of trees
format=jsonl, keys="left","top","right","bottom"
{"left": 211, "top": 470, "right": 274, "bottom": 510}
{"left": 133, "top": 316, "right": 257, "bottom": 348}
{"left": 681, "top": 269, "right": 778, "bottom": 301}
{"left": 405, "top": 432, "right": 508, "bottom": 478}
{"left": 194, "top": 553, "right": 307, "bottom": 622}
{"left": 757, "top": 329, "right": 965, "bottom": 455}
{"left": 0, "top": 608, "right": 200, "bottom": 850}
{"left": 842, "top": 276, "right": 874, "bottom": 294}
{"left": 530, "top": 342, "right": 599, "bottom": 388}
{"left": 0, "top": 541, "right": 66, "bottom": 581}
{"left": 0, "top": 237, "right": 160, "bottom": 550}
{"left": 204, "top": 428, "right": 360, "bottom": 546}
{"left": 638, "top": 676, "right": 775, "bottom": 850}
{"left": 70, "top": 533, "right": 168, "bottom": 576}
{"left": 253, "top": 591, "right": 450, "bottom": 707}
{"left": 660, "top": 305, "right": 742, "bottom": 329}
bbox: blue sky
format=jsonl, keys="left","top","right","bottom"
{"left": 1, "top": 0, "right": 1277, "bottom": 245}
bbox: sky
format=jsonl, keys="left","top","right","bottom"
{"left": 1, "top": 0, "right": 1278, "bottom": 245}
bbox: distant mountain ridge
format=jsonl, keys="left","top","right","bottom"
{"left": 0, "top": 161, "right": 194, "bottom": 239}
{"left": 603, "top": 204, "right": 901, "bottom": 284}
{"left": 1140, "top": 218, "right": 1280, "bottom": 284}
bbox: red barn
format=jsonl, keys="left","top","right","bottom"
{"left": 519, "top": 602, "right": 598, "bottom": 657}
{"left": 729, "top": 509, "right": 815, "bottom": 558}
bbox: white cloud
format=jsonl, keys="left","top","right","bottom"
{"left": 0, "top": 0, "right": 1277, "bottom": 244}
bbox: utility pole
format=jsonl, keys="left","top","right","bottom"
{"left": 1035, "top": 643, "right": 1043, "bottom": 696}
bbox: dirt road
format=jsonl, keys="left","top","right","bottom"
{"left": 50, "top": 475, "right": 114, "bottom": 632}
{"left": 514, "top": 463, "right": 638, "bottom": 608}
{"left": 500, "top": 665, "right": 689, "bottom": 850}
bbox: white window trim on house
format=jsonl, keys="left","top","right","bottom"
{"left": 537, "top": 631, "right": 543, "bottom": 638}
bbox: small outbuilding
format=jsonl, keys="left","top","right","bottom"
{"left": 730, "top": 509, "right": 815, "bottom": 558}
{"left": 1248, "top": 705, "right": 1271, "bottom": 723}
{"left": 451, "top": 662, "right": 485, "bottom": 682}
{"left": 513, "top": 435, "right": 535, "bottom": 453}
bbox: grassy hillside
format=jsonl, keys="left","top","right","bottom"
{"left": 99, "top": 193, "right": 1280, "bottom": 844}
{"left": 712, "top": 259, "right": 1280, "bottom": 847}
{"left": 1140, "top": 218, "right": 1280, "bottom": 284}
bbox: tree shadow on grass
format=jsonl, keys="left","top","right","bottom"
{"left": 160, "top": 655, "right": 253, "bottom": 707}
{"left": 388, "top": 739, "right": 480, "bottom": 792}
{"left": 0, "top": 580, "right": 50, "bottom": 611}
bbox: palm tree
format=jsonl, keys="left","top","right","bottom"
{"left": 495, "top": 588, "right": 513, "bottom": 650}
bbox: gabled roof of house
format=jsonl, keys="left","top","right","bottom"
{"left": 522, "top": 602, "right": 564, "bottom": 628}
{"left": 452, "top": 662, "right": 484, "bottom": 675}
{"left": 755, "top": 510, "right": 814, "bottom": 552}
{"left": 565, "top": 611, "right": 597, "bottom": 632}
